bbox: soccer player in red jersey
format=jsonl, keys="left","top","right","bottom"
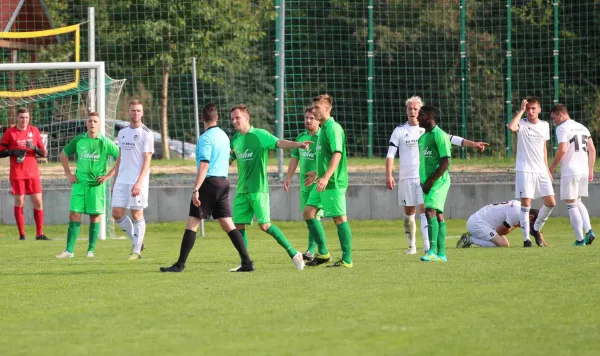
{"left": 0, "top": 108, "right": 50, "bottom": 240}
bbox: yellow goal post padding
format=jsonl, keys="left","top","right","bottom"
{"left": 0, "top": 24, "right": 80, "bottom": 97}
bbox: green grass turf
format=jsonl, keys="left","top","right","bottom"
{"left": 1, "top": 218, "right": 599, "bottom": 355}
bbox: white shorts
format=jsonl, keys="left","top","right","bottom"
{"left": 398, "top": 178, "right": 424, "bottom": 207}
{"left": 560, "top": 174, "right": 588, "bottom": 200}
{"left": 466, "top": 215, "right": 497, "bottom": 241}
{"left": 515, "top": 171, "right": 555, "bottom": 199}
{"left": 111, "top": 183, "right": 149, "bottom": 210}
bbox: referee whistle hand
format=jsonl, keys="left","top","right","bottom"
{"left": 192, "top": 193, "right": 201, "bottom": 207}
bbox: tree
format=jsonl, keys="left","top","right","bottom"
{"left": 102, "top": 0, "right": 275, "bottom": 158}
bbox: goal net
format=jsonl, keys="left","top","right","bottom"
{"left": 0, "top": 62, "right": 126, "bottom": 240}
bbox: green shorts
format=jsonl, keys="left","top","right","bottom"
{"left": 423, "top": 178, "right": 450, "bottom": 213}
{"left": 70, "top": 183, "right": 105, "bottom": 215}
{"left": 300, "top": 186, "right": 323, "bottom": 218}
{"left": 233, "top": 192, "right": 270, "bottom": 225}
{"left": 306, "top": 188, "right": 347, "bottom": 218}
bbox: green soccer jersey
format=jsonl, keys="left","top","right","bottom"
{"left": 418, "top": 125, "right": 452, "bottom": 183}
{"left": 231, "top": 126, "right": 279, "bottom": 194}
{"left": 291, "top": 129, "right": 320, "bottom": 193}
{"left": 316, "top": 118, "right": 348, "bottom": 189}
{"left": 62, "top": 133, "right": 120, "bottom": 186}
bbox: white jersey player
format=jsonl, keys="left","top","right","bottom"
{"left": 111, "top": 100, "right": 154, "bottom": 260}
{"left": 507, "top": 96, "right": 555, "bottom": 248}
{"left": 456, "top": 200, "right": 542, "bottom": 248}
{"left": 548, "top": 104, "right": 596, "bottom": 246}
{"left": 385, "top": 96, "right": 489, "bottom": 254}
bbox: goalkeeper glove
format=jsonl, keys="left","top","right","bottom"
{"left": 0, "top": 150, "right": 26, "bottom": 158}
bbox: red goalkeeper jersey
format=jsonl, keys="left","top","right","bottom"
{"left": 0, "top": 125, "right": 46, "bottom": 179}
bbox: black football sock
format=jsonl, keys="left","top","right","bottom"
{"left": 228, "top": 229, "right": 252, "bottom": 265}
{"left": 175, "top": 229, "right": 197, "bottom": 268}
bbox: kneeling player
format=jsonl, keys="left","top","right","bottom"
{"left": 456, "top": 200, "right": 542, "bottom": 248}
{"left": 56, "top": 113, "right": 119, "bottom": 258}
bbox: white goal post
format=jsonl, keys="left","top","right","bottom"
{"left": 0, "top": 61, "right": 110, "bottom": 239}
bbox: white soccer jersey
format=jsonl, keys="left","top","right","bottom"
{"left": 387, "top": 122, "right": 465, "bottom": 180}
{"left": 556, "top": 119, "right": 591, "bottom": 177}
{"left": 473, "top": 200, "right": 521, "bottom": 228}
{"left": 387, "top": 123, "right": 424, "bottom": 180}
{"left": 515, "top": 119, "right": 550, "bottom": 173}
{"left": 116, "top": 125, "right": 154, "bottom": 185}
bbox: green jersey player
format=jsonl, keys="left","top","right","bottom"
{"left": 303, "top": 94, "right": 353, "bottom": 268}
{"left": 417, "top": 105, "right": 451, "bottom": 262}
{"left": 284, "top": 107, "right": 323, "bottom": 261}
{"left": 229, "top": 104, "right": 311, "bottom": 270}
{"left": 56, "top": 112, "right": 119, "bottom": 258}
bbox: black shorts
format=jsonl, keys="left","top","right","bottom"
{"left": 188, "top": 177, "right": 231, "bottom": 220}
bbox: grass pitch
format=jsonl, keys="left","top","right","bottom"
{"left": 1, "top": 218, "right": 599, "bottom": 356}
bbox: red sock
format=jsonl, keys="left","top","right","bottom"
{"left": 14, "top": 206, "right": 25, "bottom": 237}
{"left": 33, "top": 209, "right": 44, "bottom": 236}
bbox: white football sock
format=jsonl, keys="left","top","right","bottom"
{"left": 533, "top": 204, "right": 554, "bottom": 231}
{"left": 520, "top": 206, "right": 531, "bottom": 241}
{"left": 470, "top": 237, "right": 496, "bottom": 248}
{"left": 420, "top": 213, "right": 430, "bottom": 252}
{"left": 568, "top": 203, "right": 584, "bottom": 241}
{"left": 116, "top": 215, "right": 135, "bottom": 243}
{"left": 404, "top": 214, "right": 416, "bottom": 248}
{"left": 577, "top": 200, "right": 592, "bottom": 233}
{"left": 132, "top": 218, "right": 146, "bottom": 254}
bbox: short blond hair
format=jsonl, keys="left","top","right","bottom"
{"left": 405, "top": 96, "right": 424, "bottom": 106}
{"left": 312, "top": 94, "right": 333, "bottom": 106}
{"left": 129, "top": 100, "right": 143, "bottom": 107}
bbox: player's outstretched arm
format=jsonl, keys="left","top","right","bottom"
{"left": 284, "top": 157, "right": 299, "bottom": 192}
{"left": 507, "top": 99, "right": 527, "bottom": 132}
{"left": 461, "top": 138, "right": 489, "bottom": 152}
{"left": 587, "top": 138, "right": 596, "bottom": 182}
{"left": 277, "top": 139, "right": 312, "bottom": 150}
